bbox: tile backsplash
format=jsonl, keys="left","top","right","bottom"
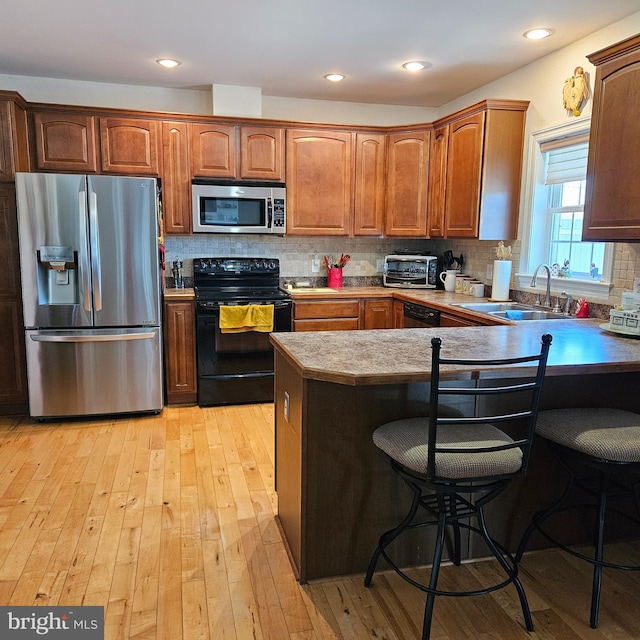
{"left": 165, "top": 234, "right": 639, "bottom": 312}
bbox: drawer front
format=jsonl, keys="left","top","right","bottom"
{"left": 293, "top": 299, "right": 360, "bottom": 320}
{"left": 293, "top": 318, "right": 359, "bottom": 332}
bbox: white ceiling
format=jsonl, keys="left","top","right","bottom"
{"left": 2, "top": 0, "right": 638, "bottom": 108}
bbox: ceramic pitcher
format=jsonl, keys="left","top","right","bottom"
{"left": 439, "top": 269, "right": 458, "bottom": 292}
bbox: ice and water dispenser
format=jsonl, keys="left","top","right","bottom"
{"left": 36, "top": 245, "right": 78, "bottom": 305}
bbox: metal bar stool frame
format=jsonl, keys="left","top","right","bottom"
{"left": 516, "top": 440, "right": 640, "bottom": 628}
{"left": 365, "top": 334, "right": 552, "bottom": 640}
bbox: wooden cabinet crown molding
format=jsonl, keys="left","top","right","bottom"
{"left": 587, "top": 33, "right": 640, "bottom": 66}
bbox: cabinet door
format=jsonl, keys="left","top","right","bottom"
{"left": 162, "top": 121, "right": 191, "bottom": 234}
{"left": 286, "top": 130, "right": 352, "bottom": 235}
{"left": 354, "top": 133, "right": 385, "bottom": 236}
{"left": 393, "top": 300, "right": 405, "bottom": 328}
{"left": 583, "top": 35, "right": 640, "bottom": 241}
{"left": 444, "top": 113, "right": 484, "bottom": 238}
{"left": 33, "top": 112, "right": 98, "bottom": 172}
{"left": 164, "top": 300, "right": 197, "bottom": 404}
{"left": 384, "top": 131, "right": 430, "bottom": 236}
{"left": 0, "top": 98, "right": 29, "bottom": 182}
{"left": 239, "top": 126, "right": 284, "bottom": 180}
{"left": 190, "top": 123, "right": 237, "bottom": 178}
{"left": 427, "top": 125, "right": 448, "bottom": 238}
{"left": 362, "top": 299, "right": 393, "bottom": 329}
{"left": 100, "top": 117, "right": 160, "bottom": 175}
{"left": 0, "top": 185, "right": 28, "bottom": 414}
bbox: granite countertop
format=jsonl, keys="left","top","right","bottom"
{"left": 270, "top": 318, "right": 640, "bottom": 386}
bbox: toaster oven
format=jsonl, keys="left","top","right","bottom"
{"left": 383, "top": 255, "right": 439, "bottom": 288}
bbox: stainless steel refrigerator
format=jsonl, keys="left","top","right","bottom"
{"left": 15, "top": 172, "right": 163, "bottom": 419}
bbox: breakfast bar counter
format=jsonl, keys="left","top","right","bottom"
{"left": 270, "top": 320, "right": 640, "bottom": 582}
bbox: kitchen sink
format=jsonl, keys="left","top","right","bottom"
{"left": 489, "top": 309, "right": 567, "bottom": 320}
{"left": 455, "top": 302, "right": 568, "bottom": 321}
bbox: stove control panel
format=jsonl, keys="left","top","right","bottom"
{"left": 193, "top": 257, "right": 279, "bottom": 275}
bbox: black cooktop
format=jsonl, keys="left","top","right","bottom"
{"left": 193, "top": 257, "right": 290, "bottom": 303}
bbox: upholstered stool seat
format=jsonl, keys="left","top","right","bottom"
{"left": 536, "top": 408, "right": 640, "bottom": 462}
{"left": 517, "top": 407, "right": 640, "bottom": 629}
{"left": 373, "top": 418, "right": 524, "bottom": 479}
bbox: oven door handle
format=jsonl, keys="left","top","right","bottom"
{"left": 199, "top": 301, "right": 292, "bottom": 311}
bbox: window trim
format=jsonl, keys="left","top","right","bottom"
{"left": 516, "top": 119, "right": 613, "bottom": 302}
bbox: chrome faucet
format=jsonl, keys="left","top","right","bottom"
{"left": 531, "top": 263, "right": 552, "bottom": 308}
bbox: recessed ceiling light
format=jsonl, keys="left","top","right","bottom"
{"left": 156, "top": 58, "right": 181, "bottom": 68}
{"left": 523, "top": 28, "right": 554, "bottom": 40}
{"left": 324, "top": 73, "right": 345, "bottom": 82}
{"left": 402, "top": 61, "right": 431, "bottom": 72}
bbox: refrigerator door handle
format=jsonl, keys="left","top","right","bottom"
{"left": 88, "top": 189, "right": 102, "bottom": 311}
{"left": 30, "top": 332, "right": 157, "bottom": 343}
{"left": 78, "top": 190, "right": 92, "bottom": 312}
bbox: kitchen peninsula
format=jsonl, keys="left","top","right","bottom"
{"left": 270, "top": 320, "right": 640, "bottom": 582}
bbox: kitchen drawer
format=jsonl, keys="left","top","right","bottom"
{"left": 293, "top": 318, "right": 360, "bottom": 331}
{"left": 293, "top": 299, "right": 360, "bottom": 320}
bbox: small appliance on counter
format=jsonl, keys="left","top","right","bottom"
{"left": 383, "top": 254, "right": 441, "bottom": 289}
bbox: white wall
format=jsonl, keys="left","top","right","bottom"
{"left": 0, "top": 75, "right": 435, "bottom": 126}
{"left": 439, "top": 11, "right": 640, "bottom": 134}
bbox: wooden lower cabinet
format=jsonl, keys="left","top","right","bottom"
{"left": 293, "top": 297, "right": 395, "bottom": 331}
{"left": 0, "top": 184, "right": 28, "bottom": 415}
{"left": 362, "top": 298, "right": 393, "bottom": 329}
{"left": 163, "top": 299, "right": 197, "bottom": 404}
{"left": 293, "top": 299, "right": 360, "bottom": 331}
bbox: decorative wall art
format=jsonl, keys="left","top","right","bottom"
{"left": 562, "top": 66, "right": 590, "bottom": 116}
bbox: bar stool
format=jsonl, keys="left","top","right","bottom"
{"left": 365, "top": 334, "right": 552, "bottom": 640}
{"left": 516, "top": 407, "right": 640, "bottom": 628}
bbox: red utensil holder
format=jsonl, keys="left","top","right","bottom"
{"left": 327, "top": 267, "right": 343, "bottom": 288}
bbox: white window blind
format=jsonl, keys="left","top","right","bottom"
{"left": 541, "top": 136, "right": 589, "bottom": 185}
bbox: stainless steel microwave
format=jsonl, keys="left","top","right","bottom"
{"left": 383, "top": 254, "right": 439, "bottom": 288}
{"left": 192, "top": 181, "right": 286, "bottom": 235}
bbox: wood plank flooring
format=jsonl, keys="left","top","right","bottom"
{"left": 0, "top": 404, "right": 639, "bottom": 639}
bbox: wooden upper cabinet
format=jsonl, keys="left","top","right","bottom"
{"left": 354, "top": 132, "right": 385, "bottom": 236}
{"left": 444, "top": 112, "right": 485, "bottom": 238}
{"left": 583, "top": 34, "right": 640, "bottom": 241}
{"left": 190, "top": 123, "right": 236, "bottom": 178}
{"left": 33, "top": 112, "right": 98, "bottom": 172}
{"left": 427, "top": 124, "right": 449, "bottom": 238}
{"left": 384, "top": 131, "right": 430, "bottom": 236}
{"left": 100, "top": 117, "right": 161, "bottom": 175}
{"left": 433, "top": 100, "right": 527, "bottom": 240}
{"left": 0, "top": 96, "right": 29, "bottom": 182}
{"left": 239, "top": 126, "right": 284, "bottom": 181}
{"left": 286, "top": 129, "right": 353, "bottom": 235}
{"left": 162, "top": 121, "right": 191, "bottom": 235}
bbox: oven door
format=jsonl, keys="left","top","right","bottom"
{"left": 196, "top": 300, "right": 292, "bottom": 406}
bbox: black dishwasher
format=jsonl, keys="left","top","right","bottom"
{"left": 403, "top": 302, "right": 440, "bottom": 327}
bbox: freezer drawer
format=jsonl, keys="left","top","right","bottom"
{"left": 25, "top": 328, "right": 163, "bottom": 418}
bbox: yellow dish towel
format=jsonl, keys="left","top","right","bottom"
{"left": 219, "top": 304, "right": 275, "bottom": 333}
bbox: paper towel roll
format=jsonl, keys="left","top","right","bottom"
{"left": 492, "top": 260, "right": 512, "bottom": 301}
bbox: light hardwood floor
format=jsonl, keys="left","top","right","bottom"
{"left": 0, "top": 404, "right": 639, "bottom": 639}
